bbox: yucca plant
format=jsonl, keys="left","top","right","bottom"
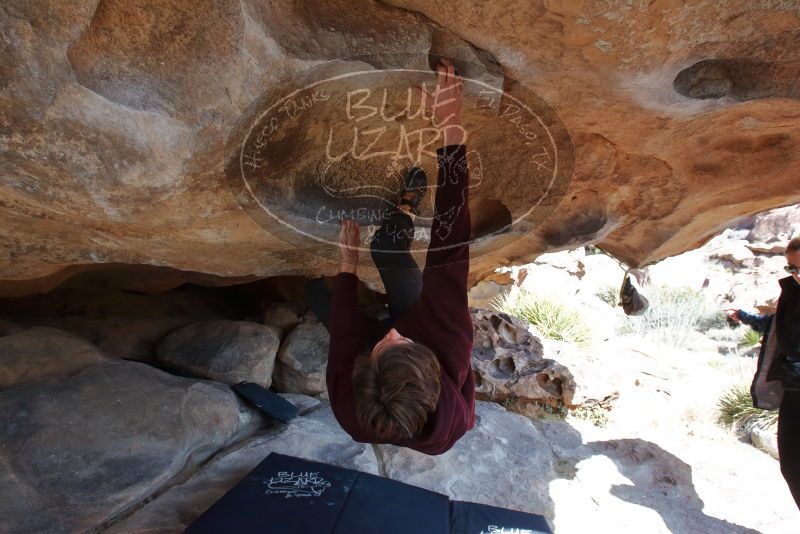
{"left": 717, "top": 385, "right": 778, "bottom": 432}
{"left": 739, "top": 328, "right": 763, "bottom": 348}
{"left": 491, "top": 289, "right": 593, "bottom": 348}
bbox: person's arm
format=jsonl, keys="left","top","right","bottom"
{"left": 406, "top": 59, "right": 473, "bottom": 395}
{"left": 737, "top": 309, "right": 772, "bottom": 333}
{"left": 420, "top": 143, "right": 470, "bottom": 297}
{"left": 418, "top": 58, "right": 470, "bottom": 309}
{"left": 327, "top": 220, "right": 367, "bottom": 375}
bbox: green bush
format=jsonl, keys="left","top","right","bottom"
{"left": 491, "top": 290, "right": 593, "bottom": 348}
{"left": 570, "top": 403, "right": 610, "bottom": 427}
{"left": 740, "top": 328, "right": 763, "bottom": 347}
{"left": 618, "top": 285, "right": 709, "bottom": 348}
{"left": 717, "top": 385, "right": 778, "bottom": 432}
{"left": 596, "top": 286, "right": 619, "bottom": 307}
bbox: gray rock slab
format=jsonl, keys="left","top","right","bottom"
{"left": 0, "top": 326, "right": 108, "bottom": 391}
{"left": 273, "top": 320, "right": 329, "bottom": 395}
{"left": 107, "top": 403, "right": 378, "bottom": 533}
{"left": 0, "top": 360, "right": 260, "bottom": 534}
{"left": 277, "top": 392, "right": 322, "bottom": 415}
{"left": 157, "top": 320, "right": 281, "bottom": 387}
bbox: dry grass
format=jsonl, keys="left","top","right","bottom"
{"left": 491, "top": 289, "right": 593, "bottom": 348}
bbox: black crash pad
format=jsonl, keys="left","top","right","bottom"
{"left": 186, "top": 452, "right": 551, "bottom": 533}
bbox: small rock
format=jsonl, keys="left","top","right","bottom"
{"left": 262, "top": 302, "right": 301, "bottom": 334}
{"left": 467, "top": 279, "right": 509, "bottom": 308}
{"left": 277, "top": 392, "right": 321, "bottom": 416}
{"left": 747, "top": 242, "right": 786, "bottom": 255}
{"left": 156, "top": 320, "right": 281, "bottom": 387}
{"left": 0, "top": 326, "right": 108, "bottom": 390}
{"left": 272, "top": 320, "right": 329, "bottom": 395}
{"left": 751, "top": 426, "right": 779, "bottom": 460}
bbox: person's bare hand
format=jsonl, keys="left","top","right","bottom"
{"left": 415, "top": 58, "right": 466, "bottom": 146}
{"left": 725, "top": 308, "right": 740, "bottom": 322}
{"left": 339, "top": 218, "right": 360, "bottom": 270}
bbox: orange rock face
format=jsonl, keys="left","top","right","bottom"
{"left": 1, "top": 0, "right": 799, "bottom": 297}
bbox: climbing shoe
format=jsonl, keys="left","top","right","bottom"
{"left": 398, "top": 166, "right": 428, "bottom": 217}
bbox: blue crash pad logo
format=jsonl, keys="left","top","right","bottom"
{"left": 263, "top": 470, "right": 332, "bottom": 498}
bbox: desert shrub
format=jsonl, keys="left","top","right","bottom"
{"left": 696, "top": 309, "right": 730, "bottom": 332}
{"left": 618, "top": 285, "right": 709, "bottom": 348}
{"left": 491, "top": 289, "right": 593, "bottom": 348}
{"left": 596, "top": 286, "right": 619, "bottom": 307}
{"left": 570, "top": 403, "right": 610, "bottom": 427}
{"left": 708, "top": 359, "right": 726, "bottom": 370}
{"left": 740, "top": 328, "right": 763, "bottom": 347}
{"left": 717, "top": 385, "right": 778, "bottom": 432}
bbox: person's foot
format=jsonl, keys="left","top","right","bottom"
{"left": 397, "top": 166, "right": 427, "bottom": 219}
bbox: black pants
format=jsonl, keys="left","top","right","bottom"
{"left": 305, "top": 211, "right": 423, "bottom": 333}
{"left": 779, "top": 388, "right": 800, "bottom": 509}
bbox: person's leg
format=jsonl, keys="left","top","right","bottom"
{"left": 304, "top": 277, "right": 332, "bottom": 332}
{"left": 370, "top": 210, "right": 423, "bottom": 320}
{"left": 778, "top": 389, "right": 800, "bottom": 509}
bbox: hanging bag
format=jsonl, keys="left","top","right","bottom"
{"left": 619, "top": 270, "right": 650, "bottom": 316}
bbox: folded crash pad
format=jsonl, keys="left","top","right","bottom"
{"left": 186, "top": 452, "right": 551, "bottom": 533}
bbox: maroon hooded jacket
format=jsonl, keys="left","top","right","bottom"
{"left": 326, "top": 143, "right": 475, "bottom": 455}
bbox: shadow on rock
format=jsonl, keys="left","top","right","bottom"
{"left": 588, "top": 438, "right": 760, "bottom": 534}
{"left": 536, "top": 420, "right": 760, "bottom": 534}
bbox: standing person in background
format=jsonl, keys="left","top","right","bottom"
{"left": 306, "top": 58, "right": 475, "bottom": 455}
{"left": 728, "top": 236, "right": 800, "bottom": 509}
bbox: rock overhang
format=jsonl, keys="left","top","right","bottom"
{"left": 1, "top": 0, "right": 799, "bottom": 296}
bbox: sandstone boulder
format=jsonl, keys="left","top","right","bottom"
{"left": 107, "top": 403, "right": 378, "bottom": 533}
{"left": 2, "top": 1, "right": 800, "bottom": 296}
{"left": 747, "top": 204, "right": 800, "bottom": 245}
{"left": 466, "top": 279, "right": 509, "bottom": 309}
{"left": 261, "top": 301, "right": 302, "bottom": 335}
{"left": 273, "top": 319, "right": 329, "bottom": 395}
{"left": 0, "top": 360, "right": 260, "bottom": 534}
{"left": 0, "top": 326, "right": 108, "bottom": 390}
{"left": 710, "top": 241, "right": 757, "bottom": 269}
{"left": 471, "top": 307, "right": 576, "bottom": 405}
{"left": 156, "top": 320, "right": 281, "bottom": 387}
{"left": 751, "top": 426, "right": 779, "bottom": 460}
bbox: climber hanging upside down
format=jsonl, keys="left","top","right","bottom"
{"left": 305, "top": 58, "right": 475, "bottom": 455}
